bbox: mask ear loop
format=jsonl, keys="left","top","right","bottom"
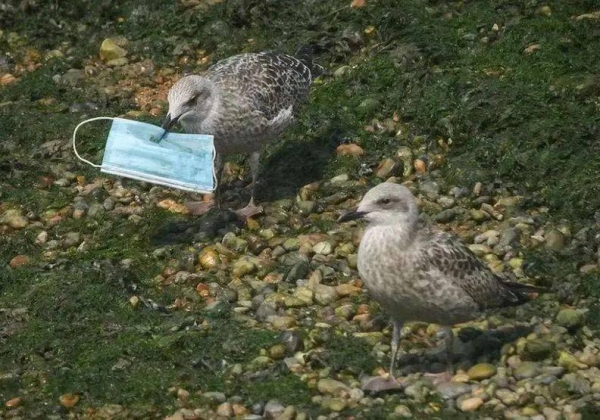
{"left": 72, "top": 117, "right": 116, "bottom": 168}
{"left": 211, "top": 140, "right": 218, "bottom": 193}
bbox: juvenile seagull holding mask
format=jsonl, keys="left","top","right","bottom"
{"left": 162, "top": 51, "right": 322, "bottom": 219}
{"left": 338, "top": 182, "right": 546, "bottom": 383}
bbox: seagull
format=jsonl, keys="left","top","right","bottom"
{"left": 338, "top": 182, "right": 546, "bottom": 383}
{"left": 162, "top": 50, "right": 322, "bottom": 219}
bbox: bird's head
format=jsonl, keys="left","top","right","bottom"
{"left": 162, "top": 75, "right": 214, "bottom": 132}
{"left": 338, "top": 182, "right": 419, "bottom": 226}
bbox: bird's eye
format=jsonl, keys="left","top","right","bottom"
{"left": 379, "top": 198, "right": 392, "bottom": 205}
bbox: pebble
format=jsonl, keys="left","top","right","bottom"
{"left": 459, "top": 397, "right": 483, "bottom": 412}
{"left": 545, "top": 228, "right": 566, "bottom": 251}
{"left": 263, "top": 400, "right": 285, "bottom": 419}
{"left": 317, "top": 378, "right": 350, "bottom": 396}
{"left": 513, "top": 361, "right": 540, "bottom": 380}
{"left": 313, "top": 284, "right": 339, "bottom": 305}
{"left": 393, "top": 404, "right": 413, "bottom": 417}
{"left": 1, "top": 209, "right": 28, "bottom": 229}
{"left": 9, "top": 255, "right": 30, "bottom": 268}
{"left": 216, "top": 402, "right": 233, "bottom": 417}
{"left": 436, "top": 382, "right": 472, "bottom": 399}
{"left": 556, "top": 308, "right": 584, "bottom": 330}
{"left": 468, "top": 363, "right": 497, "bottom": 380}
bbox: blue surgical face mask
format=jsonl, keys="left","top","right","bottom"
{"left": 73, "top": 117, "right": 216, "bottom": 193}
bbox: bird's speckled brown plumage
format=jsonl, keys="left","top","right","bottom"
{"left": 164, "top": 51, "right": 321, "bottom": 216}
{"left": 338, "top": 182, "right": 545, "bottom": 379}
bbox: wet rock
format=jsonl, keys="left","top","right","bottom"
{"left": 216, "top": 402, "right": 233, "bottom": 417}
{"left": 285, "top": 261, "right": 310, "bottom": 283}
{"left": 203, "top": 391, "right": 226, "bottom": 403}
{"left": 513, "top": 361, "right": 540, "bottom": 380}
{"left": 61, "top": 68, "right": 85, "bottom": 86}
{"left": 268, "top": 315, "right": 296, "bottom": 330}
{"left": 419, "top": 180, "right": 441, "bottom": 200}
{"left": 436, "top": 382, "right": 471, "bottom": 399}
{"left": 468, "top": 363, "right": 497, "bottom": 380}
{"left": 470, "top": 209, "right": 489, "bottom": 223}
{"left": 317, "top": 378, "right": 350, "bottom": 396}
{"left": 545, "top": 229, "right": 566, "bottom": 251}
{"left": 62, "top": 232, "right": 81, "bottom": 248}
{"left": 336, "top": 143, "right": 364, "bottom": 156}
{"left": 459, "top": 397, "right": 483, "bottom": 412}
{"left": 264, "top": 400, "right": 285, "bottom": 419}
{"left": 374, "top": 158, "right": 398, "bottom": 178}
{"left": 434, "top": 208, "right": 457, "bottom": 223}
{"left": 1, "top": 209, "right": 28, "bottom": 229}
{"left": 393, "top": 404, "right": 412, "bottom": 417}
{"left": 556, "top": 308, "right": 584, "bottom": 330}
{"left": 100, "top": 38, "right": 128, "bottom": 61}
{"left": 495, "top": 388, "right": 518, "bottom": 405}
{"left": 9, "top": 255, "right": 30, "bottom": 268}
{"left": 523, "top": 339, "right": 555, "bottom": 361}
{"left": 297, "top": 200, "right": 316, "bottom": 215}
{"left": 498, "top": 228, "right": 520, "bottom": 247}
{"left": 232, "top": 257, "right": 257, "bottom": 277}
{"left": 321, "top": 397, "right": 346, "bottom": 412}
{"left": 314, "top": 284, "right": 339, "bottom": 305}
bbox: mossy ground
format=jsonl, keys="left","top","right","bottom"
{"left": 1, "top": 0, "right": 599, "bottom": 417}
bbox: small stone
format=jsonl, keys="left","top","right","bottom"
{"left": 434, "top": 208, "right": 457, "bottom": 223}
{"left": 100, "top": 38, "right": 127, "bottom": 61}
{"left": 0, "top": 73, "right": 17, "bottom": 85}
{"left": 350, "top": 0, "right": 366, "bottom": 9}
{"left": 322, "top": 397, "right": 347, "bottom": 412}
{"left": 285, "top": 261, "right": 310, "bottom": 282}
{"left": 556, "top": 308, "right": 584, "bottom": 330}
{"left": 374, "top": 158, "right": 398, "bottom": 178}
{"left": 199, "top": 248, "right": 221, "bottom": 270}
{"left": 216, "top": 402, "right": 233, "bottom": 417}
{"left": 313, "top": 284, "right": 339, "bottom": 305}
{"left": 264, "top": 400, "right": 285, "bottom": 419}
{"left": 232, "top": 257, "right": 257, "bottom": 277}
{"left": 59, "top": 393, "right": 80, "bottom": 408}
{"left": 468, "top": 244, "right": 491, "bottom": 257}
{"left": 330, "top": 173, "right": 349, "bottom": 184}
{"left": 336, "top": 143, "right": 364, "bottom": 156}
{"left": 393, "top": 404, "right": 412, "bottom": 417}
{"left": 470, "top": 209, "right": 489, "bottom": 223}
{"left": 157, "top": 199, "right": 189, "bottom": 214}
{"left": 459, "top": 397, "right": 483, "bottom": 412}
{"left": 202, "top": 391, "right": 226, "bottom": 403}
{"left": 9, "top": 255, "right": 30, "bottom": 268}
{"left": 313, "top": 241, "right": 333, "bottom": 255}
{"left": 268, "top": 344, "right": 287, "bottom": 360}
{"left": 545, "top": 228, "right": 566, "bottom": 251}
{"left": 317, "top": 378, "right": 350, "bottom": 396}
{"left": 495, "top": 388, "right": 518, "bottom": 406}
{"left": 62, "top": 232, "right": 81, "bottom": 248}
{"left": 467, "top": 363, "right": 497, "bottom": 380}
{"left": 414, "top": 159, "right": 427, "bottom": 174}
{"left": 129, "top": 296, "right": 140, "bottom": 308}
{"left": 419, "top": 180, "right": 441, "bottom": 200}
{"left": 523, "top": 339, "right": 555, "bottom": 361}
{"left": 297, "top": 200, "right": 316, "bottom": 215}
{"left": 536, "top": 5, "right": 552, "bottom": 16}
{"left": 5, "top": 397, "right": 22, "bottom": 408}
{"left": 268, "top": 315, "right": 296, "bottom": 330}
{"left": 513, "top": 361, "right": 540, "bottom": 380}
{"left": 436, "top": 382, "right": 471, "bottom": 399}
{"left": 1, "top": 209, "right": 28, "bottom": 229}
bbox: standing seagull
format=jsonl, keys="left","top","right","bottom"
{"left": 162, "top": 51, "right": 322, "bottom": 219}
{"left": 338, "top": 183, "right": 545, "bottom": 382}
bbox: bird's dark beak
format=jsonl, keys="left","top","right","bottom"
{"left": 161, "top": 114, "right": 178, "bottom": 131}
{"left": 337, "top": 207, "right": 366, "bottom": 223}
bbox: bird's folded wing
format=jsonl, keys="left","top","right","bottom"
{"left": 417, "top": 231, "right": 516, "bottom": 309}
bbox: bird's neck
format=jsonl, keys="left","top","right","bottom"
{"left": 364, "top": 219, "right": 419, "bottom": 250}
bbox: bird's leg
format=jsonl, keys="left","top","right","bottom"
{"left": 389, "top": 319, "right": 403, "bottom": 380}
{"left": 185, "top": 153, "right": 223, "bottom": 216}
{"left": 235, "top": 151, "right": 263, "bottom": 219}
